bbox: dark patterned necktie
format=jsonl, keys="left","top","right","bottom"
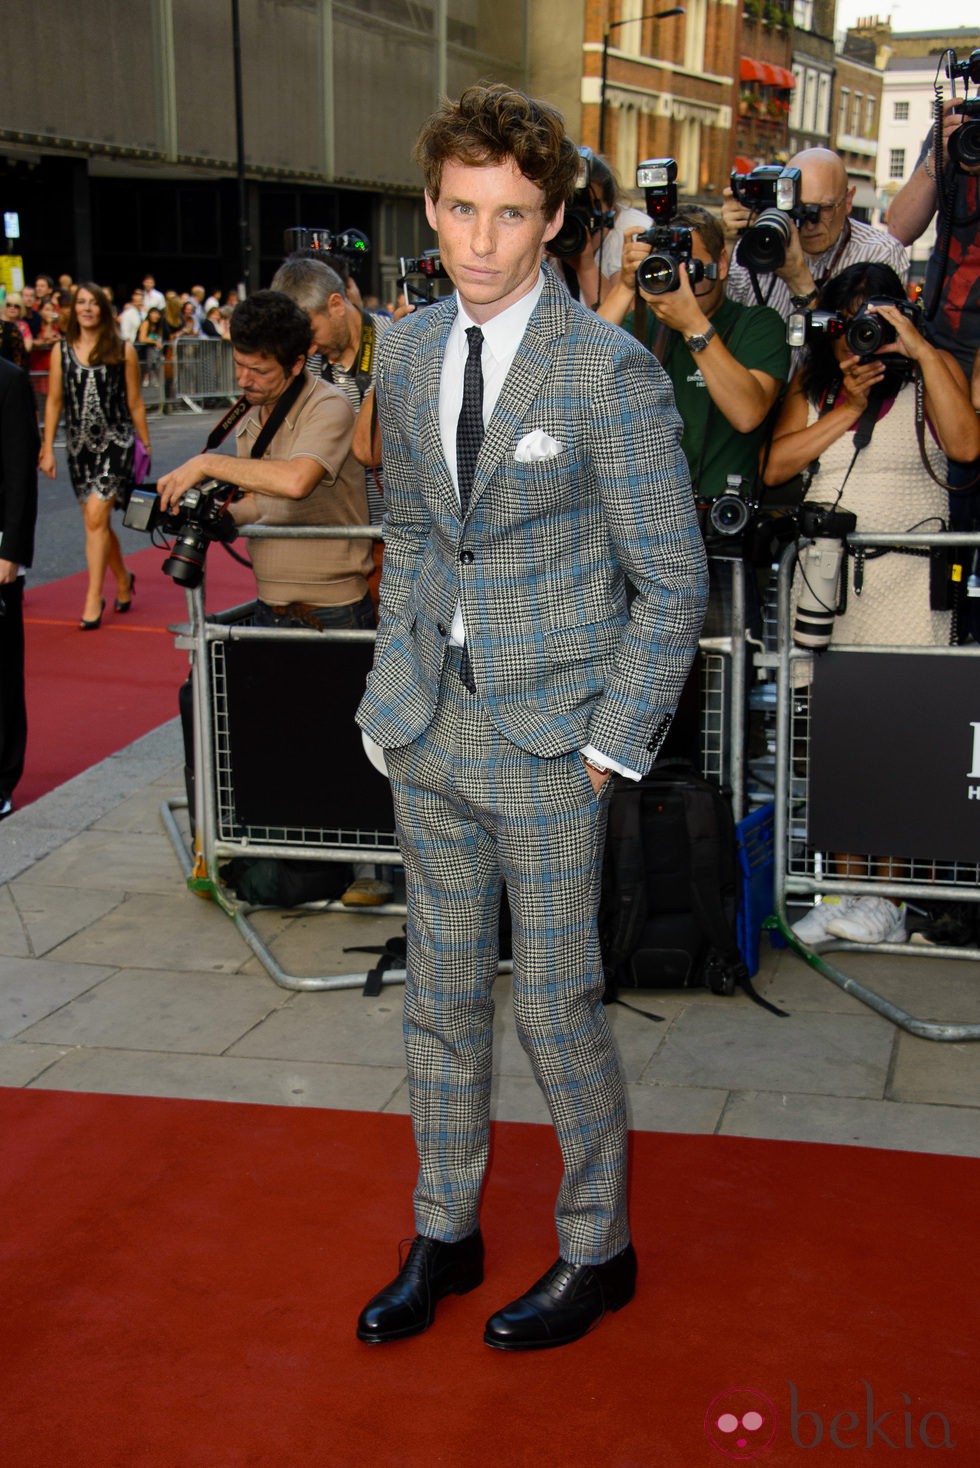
{"left": 454, "top": 325, "right": 484, "bottom": 692}
{"left": 456, "top": 325, "right": 485, "bottom": 517}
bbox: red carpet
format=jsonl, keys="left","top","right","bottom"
{"left": 20, "top": 546, "right": 254, "bottom": 808}
{"left": 0, "top": 1090, "right": 975, "bottom": 1467}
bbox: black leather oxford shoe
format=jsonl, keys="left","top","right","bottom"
{"left": 483, "top": 1241, "right": 637, "bottom": 1351}
{"left": 356, "top": 1230, "right": 484, "bottom": 1343}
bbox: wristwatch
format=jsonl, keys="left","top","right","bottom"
{"left": 684, "top": 323, "right": 716, "bottom": 354}
{"left": 790, "top": 287, "right": 819, "bottom": 310}
{"left": 583, "top": 754, "right": 613, "bottom": 776}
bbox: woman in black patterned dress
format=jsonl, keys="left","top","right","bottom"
{"left": 39, "top": 283, "right": 150, "bottom": 629}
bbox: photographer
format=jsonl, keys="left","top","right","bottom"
{"left": 600, "top": 205, "right": 789, "bottom": 659}
{"left": 270, "top": 255, "right": 387, "bottom": 528}
{"left": 723, "top": 148, "right": 909, "bottom": 324}
{"left": 601, "top": 206, "right": 789, "bottom": 504}
{"left": 763, "top": 262, "right": 980, "bottom": 946}
{"left": 157, "top": 290, "right": 374, "bottom": 631}
{"left": 549, "top": 150, "right": 651, "bottom": 308}
{"left": 887, "top": 99, "right": 979, "bottom": 379}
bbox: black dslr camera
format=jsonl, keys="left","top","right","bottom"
{"left": 787, "top": 296, "right": 920, "bottom": 383}
{"left": 729, "top": 165, "right": 820, "bottom": 273}
{"left": 548, "top": 146, "right": 617, "bottom": 259}
{"left": 632, "top": 158, "right": 718, "bottom": 295}
{"left": 397, "top": 250, "right": 450, "bottom": 308}
{"left": 282, "top": 226, "right": 371, "bottom": 263}
{"left": 124, "top": 479, "right": 240, "bottom": 588}
{"left": 945, "top": 49, "right": 980, "bottom": 170}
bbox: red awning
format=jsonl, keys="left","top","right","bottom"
{"left": 740, "top": 56, "right": 796, "bottom": 89}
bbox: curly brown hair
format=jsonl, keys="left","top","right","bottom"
{"left": 414, "top": 83, "right": 579, "bottom": 220}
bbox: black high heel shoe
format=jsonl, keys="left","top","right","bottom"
{"left": 114, "top": 573, "right": 136, "bottom": 614}
{"left": 80, "top": 599, "right": 105, "bottom": 631}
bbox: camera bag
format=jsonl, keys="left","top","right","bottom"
{"left": 599, "top": 760, "right": 785, "bottom": 1015}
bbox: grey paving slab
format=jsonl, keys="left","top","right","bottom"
{"left": 641, "top": 1006, "right": 896, "bottom": 1099}
{"left": 227, "top": 986, "right": 407, "bottom": 1067}
{"left": 721, "top": 1090, "right": 980, "bottom": 1158}
{"left": 0, "top": 822, "right": 79, "bottom": 886}
{"left": 90, "top": 782, "right": 184, "bottom": 836}
{"left": 0, "top": 1042, "right": 73, "bottom": 1087}
{"left": 3, "top": 881, "right": 125, "bottom": 958}
{"left": 0, "top": 957, "right": 115, "bottom": 1040}
{"left": 25, "top": 1047, "right": 407, "bottom": 1111}
{"left": 0, "top": 885, "right": 29, "bottom": 957}
{"left": 17, "top": 828, "right": 183, "bottom": 896}
{"left": 625, "top": 1082, "right": 731, "bottom": 1135}
{"left": 43, "top": 891, "right": 253, "bottom": 974}
{"left": 889, "top": 1032, "right": 980, "bottom": 1107}
{"left": 17, "top": 969, "right": 287, "bottom": 1055}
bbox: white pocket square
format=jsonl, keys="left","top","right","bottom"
{"left": 514, "top": 429, "right": 564, "bottom": 462}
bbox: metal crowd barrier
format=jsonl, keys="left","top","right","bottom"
{"left": 770, "top": 530, "right": 980, "bottom": 1042}
{"left": 169, "top": 336, "right": 238, "bottom": 412}
{"left": 162, "top": 523, "right": 409, "bottom": 992}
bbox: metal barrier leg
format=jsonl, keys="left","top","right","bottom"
{"left": 772, "top": 543, "right": 980, "bottom": 1043}
{"left": 160, "top": 795, "right": 410, "bottom": 992}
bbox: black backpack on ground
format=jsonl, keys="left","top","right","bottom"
{"left": 599, "top": 760, "right": 786, "bottom": 1017}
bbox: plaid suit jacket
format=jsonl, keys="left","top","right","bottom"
{"left": 356, "top": 266, "right": 708, "bottom": 776}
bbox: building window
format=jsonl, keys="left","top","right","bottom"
{"left": 865, "top": 96, "right": 876, "bottom": 135}
{"left": 889, "top": 147, "right": 906, "bottom": 178}
{"left": 839, "top": 88, "right": 849, "bottom": 135}
{"left": 851, "top": 92, "right": 862, "bottom": 134}
{"left": 893, "top": 100, "right": 909, "bottom": 121}
{"left": 794, "top": 0, "right": 813, "bottom": 28}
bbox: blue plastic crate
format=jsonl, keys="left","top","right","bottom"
{"left": 736, "top": 803, "right": 781, "bottom": 976}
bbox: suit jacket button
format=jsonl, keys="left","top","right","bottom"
{"left": 459, "top": 550, "right": 474, "bottom": 564}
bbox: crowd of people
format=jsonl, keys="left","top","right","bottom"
{"left": 0, "top": 78, "right": 978, "bottom": 1351}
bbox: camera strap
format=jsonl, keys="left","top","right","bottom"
{"left": 322, "top": 312, "right": 376, "bottom": 401}
{"left": 202, "top": 367, "right": 308, "bottom": 457}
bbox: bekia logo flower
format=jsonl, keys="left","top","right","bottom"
{"left": 705, "top": 1387, "right": 777, "bottom": 1460}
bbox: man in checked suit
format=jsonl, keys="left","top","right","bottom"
{"left": 355, "top": 83, "right": 707, "bottom": 1351}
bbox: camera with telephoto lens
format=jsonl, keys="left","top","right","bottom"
{"left": 282, "top": 226, "right": 371, "bottom": 263}
{"left": 397, "top": 250, "right": 450, "bottom": 308}
{"left": 632, "top": 158, "right": 718, "bottom": 294}
{"left": 124, "top": 479, "right": 240, "bottom": 589}
{"left": 945, "top": 50, "right": 980, "bottom": 170}
{"left": 729, "top": 165, "right": 821, "bottom": 274}
{"left": 793, "top": 504, "right": 858, "bottom": 649}
{"left": 548, "top": 146, "right": 617, "bottom": 259}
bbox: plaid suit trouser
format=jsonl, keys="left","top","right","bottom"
{"left": 385, "top": 649, "right": 630, "bottom": 1266}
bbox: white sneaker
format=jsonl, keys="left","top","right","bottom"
{"left": 825, "top": 895, "right": 907, "bottom": 945}
{"left": 791, "top": 894, "right": 856, "bottom": 944}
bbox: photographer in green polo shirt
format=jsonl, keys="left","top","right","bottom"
{"left": 600, "top": 205, "right": 789, "bottom": 505}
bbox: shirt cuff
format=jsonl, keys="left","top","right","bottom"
{"left": 581, "top": 744, "right": 643, "bottom": 783}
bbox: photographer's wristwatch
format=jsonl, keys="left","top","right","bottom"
{"left": 684, "top": 323, "right": 716, "bottom": 354}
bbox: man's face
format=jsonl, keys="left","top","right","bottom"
{"left": 796, "top": 159, "right": 854, "bottom": 257}
{"left": 233, "top": 347, "right": 303, "bottom": 409}
{"left": 425, "top": 157, "right": 563, "bottom": 323}
{"left": 131, "top": 289, "right": 144, "bottom": 308}
{"left": 35, "top": 277, "right": 50, "bottom": 301}
{"left": 688, "top": 231, "right": 726, "bottom": 315}
{"left": 21, "top": 286, "right": 36, "bottom": 310}
{"left": 307, "top": 294, "right": 350, "bottom": 359}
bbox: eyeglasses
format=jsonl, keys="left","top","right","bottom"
{"left": 803, "top": 195, "right": 848, "bottom": 220}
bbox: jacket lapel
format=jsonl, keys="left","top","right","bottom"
{"left": 471, "top": 268, "right": 568, "bottom": 503}
{"left": 415, "top": 300, "right": 459, "bottom": 516}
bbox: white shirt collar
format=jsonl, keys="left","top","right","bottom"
{"left": 452, "top": 270, "right": 545, "bottom": 363}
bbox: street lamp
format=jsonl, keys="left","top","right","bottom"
{"left": 599, "top": 8, "right": 685, "bottom": 157}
